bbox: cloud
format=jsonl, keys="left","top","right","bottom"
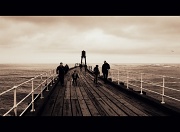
{"left": 0, "top": 16, "right": 180, "bottom": 63}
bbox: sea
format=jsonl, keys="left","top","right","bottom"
{"left": 0, "top": 63, "right": 180, "bottom": 115}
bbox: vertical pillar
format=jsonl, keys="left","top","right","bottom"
{"left": 46, "top": 73, "right": 49, "bottom": 91}
{"left": 140, "top": 73, "right": 143, "bottom": 95}
{"left": 13, "top": 86, "right": 17, "bottom": 116}
{"left": 118, "top": 68, "right": 120, "bottom": 85}
{"left": 126, "top": 71, "right": 129, "bottom": 89}
{"left": 161, "top": 76, "right": 165, "bottom": 104}
{"left": 85, "top": 56, "right": 86, "bottom": 65}
{"left": 40, "top": 75, "right": 44, "bottom": 99}
{"left": 31, "top": 78, "right": 35, "bottom": 112}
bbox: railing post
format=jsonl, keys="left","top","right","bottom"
{"left": 126, "top": 71, "right": 129, "bottom": 89}
{"left": 55, "top": 69, "right": 57, "bottom": 80}
{"left": 13, "top": 86, "right": 18, "bottom": 116}
{"left": 52, "top": 70, "right": 55, "bottom": 83}
{"left": 140, "top": 73, "right": 143, "bottom": 95}
{"left": 111, "top": 71, "right": 113, "bottom": 82}
{"left": 50, "top": 70, "right": 53, "bottom": 86}
{"left": 118, "top": 68, "right": 120, "bottom": 85}
{"left": 31, "top": 78, "right": 35, "bottom": 112}
{"left": 46, "top": 72, "right": 49, "bottom": 91}
{"left": 161, "top": 76, "right": 165, "bottom": 104}
{"left": 40, "top": 74, "right": 44, "bottom": 99}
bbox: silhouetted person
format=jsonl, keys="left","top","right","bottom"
{"left": 102, "top": 61, "right": 110, "bottom": 83}
{"left": 72, "top": 70, "right": 79, "bottom": 86}
{"left": 56, "top": 62, "right": 65, "bottom": 86}
{"left": 64, "top": 64, "right": 69, "bottom": 74}
{"left": 79, "top": 64, "right": 82, "bottom": 71}
{"left": 93, "top": 65, "right": 100, "bottom": 85}
{"left": 84, "top": 64, "right": 87, "bottom": 73}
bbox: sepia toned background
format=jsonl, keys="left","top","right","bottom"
{"left": 0, "top": 16, "right": 180, "bottom": 64}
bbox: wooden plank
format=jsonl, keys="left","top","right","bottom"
{"left": 71, "top": 99, "right": 82, "bottom": 116}
{"left": 52, "top": 78, "right": 68, "bottom": 116}
{"left": 76, "top": 87, "right": 91, "bottom": 116}
{"left": 85, "top": 75, "right": 129, "bottom": 116}
{"left": 63, "top": 79, "right": 72, "bottom": 116}
{"left": 40, "top": 82, "right": 61, "bottom": 116}
{"left": 88, "top": 81, "right": 127, "bottom": 116}
{"left": 79, "top": 87, "right": 89, "bottom": 99}
{"left": 81, "top": 81, "right": 107, "bottom": 116}
{"left": 117, "top": 98, "right": 148, "bottom": 116}
{"left": 84, "top": 99, "right": 100, "bottom": 116}
{"left": 78, "top": 99, "right": 91, "bottom": 116}
{"left": 52, "top": 87, "right": 66, "bottom": 116}
{"left": 96, "top": 98, "right": 118, "bottom": 116}
{"left": 113, "top": 92, "right": 159, "bottom": 115}
{"left": 70, "top": 81, "right": 82, "bottom": 116}
{"left": 76, "top": 87, "right": 83, "bottom": 100}
{"left": 71, "top": 85, "right": 77, "bottom": 99}
{"left": 63, "top": 99, "right": 72, "bottom": 116}
{"left": 88, "top": 81, "right": 106, "bottom": 98}
{"left": 102, "top": 97, "right": 127, "bottom": 116}
{"left": 80, "top": 76, "right": 108, "bottom": 116}
{"left": 80, "top": 74, "right": 100, "bottom": 98}
{"left": 101, "top": 85, "right": 122, "bottom": 99}
{"left": 75, "top": 99, "right": 82, "bottom": 116}
{"left": 64, "top": 81, "right": 71, "bottom": 99}
{"left": 100, "top": 84, "right": 151, "bottom": 116}
{"left": 99, "top": 86, "right": 139, "bottom": 116}
{"left": 52, "top": 78, "right": 69, "bottom": 116}
{"left": 102, "top": 85, "right": 147, "bottom": 116}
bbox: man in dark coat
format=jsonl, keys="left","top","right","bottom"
{"left": 64, "top": 64, "right": 69, "bottom": 74}
{"left": 102, "top": 61, "right": 110, "bottom": 83}
{"left": 79, "top": 64, "right": 82, "bottom": 71}
{"left": 93, "top": 65, "right": 100, "bottom": 85}
{"left": 84, "top": 64, "right": 87, "bottom": 73}
{"left": 56, "top": 62, "right": 65, "bottom": 86}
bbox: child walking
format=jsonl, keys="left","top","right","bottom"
{"left": 72, "top": 70, "right": 79, "bottom": 86}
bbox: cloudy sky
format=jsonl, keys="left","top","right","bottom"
{"left": 0, "top": 16, "right": 180, "bottom": 64}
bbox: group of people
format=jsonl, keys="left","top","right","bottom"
{"left": 93, "top": 61, "right": 110, "bottom": 85}
{"left": 56, "top": 62, "right": 79, "bottom": 86}
{"left": 56, "top": 62, "right": 69, "bottom": 86}
{"left": 79, "top": 64, "right": 87, "bottom": 72}
{"left": 56, "top": 61, "right": 110, "bottom": 87}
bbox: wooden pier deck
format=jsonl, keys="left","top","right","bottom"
{"left": 26, "top": 67, "right": 177, "bottom": 116}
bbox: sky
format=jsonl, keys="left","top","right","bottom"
{"left": 0, "top": 16, "right": 180, "bottom": 64}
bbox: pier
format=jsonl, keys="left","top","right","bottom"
{"left": 0, "top": 52, "right": 180, "bottom": 116}
{"left": 20, "top": 67, "right": 180, "bottom": 116}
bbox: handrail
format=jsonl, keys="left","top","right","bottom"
{"left": 0, "top": 69, "right": 58, "bottom": 116}
{"left": 88, "top": 65, "right": 180, "bottom": 106}
{"left": 0, "top": 87, "right": 15, "bottom": 96}
{"left": 110, "top": 68, "right": 180, "bottom": 80}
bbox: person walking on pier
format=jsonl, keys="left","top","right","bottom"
{"left": 56, "top": 62, "right": 65, "bottom": 86}
{"left": 84, "top": 64, "right": 87, "bottom": 74}
{"left": 93, "top": 65, "right": 100, "bottom": 85}
{"left": 72, "top": 70, "right": 79, "bottom": 86}
{"left": 102, "top": 61, "right": 110, "bottom": 84}
{"left": 79, "top": 64, "right": 82, "bottom": 71}
{"left": 64, "top": 64, "right": 69, "bottom": 74}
